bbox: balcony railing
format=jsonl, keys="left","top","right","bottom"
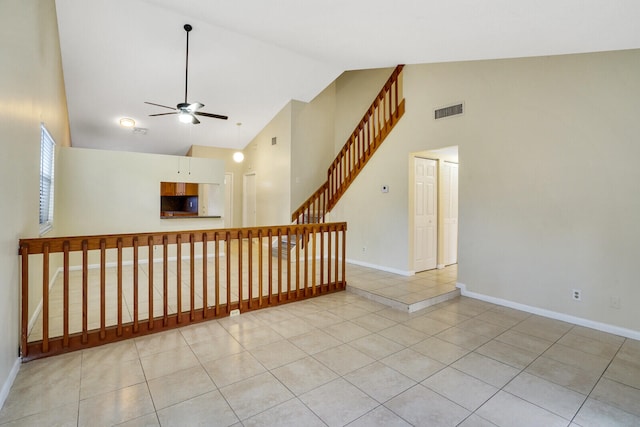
{"left": 19, "top": 223, "right": 347, "bottom": 361}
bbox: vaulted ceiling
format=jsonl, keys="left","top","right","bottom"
{"left": 55, "top": 0, "right": 640, "bottom": 155}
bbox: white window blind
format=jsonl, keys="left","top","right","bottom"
{"left": 39, "top": 125, "right": 55, "bottom": 235}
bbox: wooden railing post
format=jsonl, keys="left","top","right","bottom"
{"left": 133, "top": 237, "right": 139, "bottom": 333}
{"left": 202, "top": 232, "right": 208, "bottom": 317}
{"left": 117, "top": 238, "right": 123, "bottom": 337}
{"left": 189, "top": 233, "right": 195, "bottom": 321}
{"left": 162, "top": 235, "right": 169, "bottom": 326}
{"left": 20, "top": 244, "right": 29, "bottom": 358}
{"left": 176, "top": 234, "right": 182, "bottom": 324}
{"left": 63, "top": 241, "right": 70, "bottom": 346}
{"left": 82, "top": 240, "right": 89, "bottom": 343}
{"left": 42, "top": 243, "right": 49, "bottom": 353}
{"left": 147, "top": 236, "right": 154, "bottom": 329}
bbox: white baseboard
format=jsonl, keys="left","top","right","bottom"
{"left": 0, "top": 358, "right": 21, "bottom": 411}
{"left": 437, "top": 264, "right": 445, "bottom": 269}
{"left": 346, "top": 259, "right": 412, "bottom": 276}
{"left": 456, "top": 282, "right": 640, "bottom": 341}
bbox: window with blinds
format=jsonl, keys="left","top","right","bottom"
{"left": 39, "top": 125, "right": 55, "bottom": 235}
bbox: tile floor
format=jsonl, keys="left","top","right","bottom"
{"left": 3, "top": 264, "right": 640, "bottom": 426}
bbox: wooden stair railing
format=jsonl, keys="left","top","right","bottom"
{"left": 292, "top": 65, "right": 405, "bottom": 225}
{"left": 19, "top": 223, "right": 347, "bottom": 361}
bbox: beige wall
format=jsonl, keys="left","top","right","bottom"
{"left": 57, "top": 147, "right": 225, "bottom": 236}
{"left": 243, "top": 102, "right": 293, "bottom": 226}
{"left": 332, "top": 50, "right": 640, "bottom": 334}
{"left": 290, "top": 84, "right": 336, "bottom": 209}
{"left": 188, "top": 145, "right": 244, "bottom": 227}
{"left": 0, "top": 0, "right": 71, "bottom": 403}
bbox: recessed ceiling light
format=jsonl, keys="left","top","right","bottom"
{"left": 119, "top": 117, "right": 135, "bottom": 128}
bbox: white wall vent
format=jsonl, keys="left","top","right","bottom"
{"left": 434, "top": 103, "right": 464, "bottom": 120}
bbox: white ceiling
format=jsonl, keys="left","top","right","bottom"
{"left": 55, "top": 0, "right": 640, "bottom": 155}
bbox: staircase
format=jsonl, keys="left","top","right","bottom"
{"left": 273, "top": 65, "right": 405, "bottom": 259}
{"left": 292, "top": 65, "right": 405, "bottom": 225}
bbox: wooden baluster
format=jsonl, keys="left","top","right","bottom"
{"left": 133, "top": 237, "right": 139, "bottom": 333}
{"left": 277, "top": 229, "right": 282, "bottom": 302}
{"left": 295, "top": 227, "right": 300, "bottom": 297}
{"left": 286, "top": 228, "right": 291, "bottom": 300}
{"left": 238, "top": 231, "right": 243, "bottom": 308}
{"left": 42, "top": 243, "right": 49, "bottom": 353}
{"left": 20, "top": 244, "right": 29, "bottom": 358}
{"left": 100, "top": 239, "right": 106, "bottom": 340}
{"left": 202, "top": 233, "right": 208, "bottom": 317}
{"left": 163, "top": 235, "right": 169, "bottom": 326}
{"left": 176, "top": 234, "right": 182, "bottom": 324}
{"left": 320, "top": 227, "right": 324, "bottom": 293}
{"left": 342, "top": 227, "right": 347, "bottom": 289}
{"left": 390, "top": 79, "right": 395, "bottom": 120}
{"left": 303, "top": 227, "right": 308, "bottom": 296}
{"left": 327, "top": 229, "right": 332, "bottom": 291}
{"left": 267, "top": 230, "right": 273, "bottom": 304}
{"left": 214, "top": 233, "right": 219, "bottom": 316}
{"left": 334, "top": 226, "right": 339, "bottom": 291}
{"left": 82, "top": 240, "right": 88, "bottom": 343}
{"left": 190, "top": 233, "right": 195, "bottom": 321}
{"left": 247, "top": 230, "right": 253, "bottom": 309}
{"left": 148, "top": 236, "right": 154, "bottom": 329}
{"left": 117, "top": 238, "right": 123, "bottom": 337}
{"left": 258, "top": 230, "right": 263, "bottom": 307}
{"left": 63, "top": 241, "right": 70, "bottom": 347}
{"left": 312, "top": 229, "right": 317, "bottom": 295}
{"left": 226, "top": 232, "right": 231, "bottom": 312}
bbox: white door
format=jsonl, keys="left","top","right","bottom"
{"left": 414, "top": 157, "right": 437, "bottom": 272}
{"left": 224, "top": 173, "right": 233, "bottom": 228}
{"left": 243, "top": 173, "right": 256, "bottom": 227}
{"left": 442, "top": 162, "right": 459, "bottom": 265}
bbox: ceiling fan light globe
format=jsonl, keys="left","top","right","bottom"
{"left": 178, "top": 112, "right": 193, "bottom": 123}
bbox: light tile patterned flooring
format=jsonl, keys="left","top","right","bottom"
{"left": 2, "top": 264, "right": 640, "bottom": 426}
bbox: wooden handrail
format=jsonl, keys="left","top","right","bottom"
{"left": 19, "top": 222, "right": 347, "bottom": 361}
{"left": 292, "top": 64, "right": 405, "bottom": 224}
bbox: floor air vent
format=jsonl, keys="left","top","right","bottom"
{"left": 434, "top": 103, "right": 464, "bottom": 120}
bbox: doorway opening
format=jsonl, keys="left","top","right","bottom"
{"left": 410, "top": 146, "right": 459, "bottom": 274}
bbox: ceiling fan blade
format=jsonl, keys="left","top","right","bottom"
{"left": 194, "top": 111, "right": 228, "bottom": 120}
{"left": 149, "top": 112, "right": 178, "bottom": 116}
{"left": 144, "top": 101, "right": 176, "bottom": 110}
{"left": 191, "top": 114, "right": 200, "bottom": 124}
{"left": 187, "top": 102, "right": 203, "bottom": 112}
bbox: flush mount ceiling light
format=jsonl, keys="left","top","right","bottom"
{"left": 119, "top": 117, "right": 135, "bottom": 128}
{"left": 233, "top": 152, "right": 244, "bottom": 163}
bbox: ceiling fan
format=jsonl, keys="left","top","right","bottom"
{"left": 145, "top": 24, "right": 228, "bottom": 125}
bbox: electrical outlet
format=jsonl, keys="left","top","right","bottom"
{"left": 362, "top": 246, "right": 366, "bottom": 253}
{"left": 610, "top": 295, "right": 621, "bottom": 309}
{"left": 572, "top": 289, "right": 582, "bottom": 301}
